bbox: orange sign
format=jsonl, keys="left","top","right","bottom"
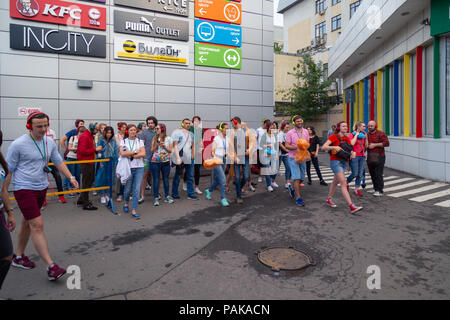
{"left": 195, "top": 0, "right": 241, "bottom": 25}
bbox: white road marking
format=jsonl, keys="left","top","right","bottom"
{"left": 409, "top": 189, "right": 450, "bottom": 202}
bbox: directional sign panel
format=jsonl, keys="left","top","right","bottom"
{"left": 195, "top": 43, "right": 241, "bottom": 69}
{"left": 195, "top": 19, "right": 241, "bottom": 47}
{"left": 195, "top": 0, "right": 241, "bottom": 25}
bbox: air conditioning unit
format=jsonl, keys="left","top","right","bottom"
{"left": 319, "top": 10, "right": 325, "bottom": 16}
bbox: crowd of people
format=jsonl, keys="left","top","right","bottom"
{"left": 0, "top": 111, "right": 389, "bottom": 286}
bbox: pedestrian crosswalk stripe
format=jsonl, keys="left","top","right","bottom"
{"left": 434, "top": 199, "right": 450, "bottom": 207}
{"left": 387, "top": 183, "right": 447, "bottom": 198}
{"left": 409, "top": 189, "right": 450, "bottom": 202}
{"left": 382, "top": 180, "right": 431, "bottom": 193}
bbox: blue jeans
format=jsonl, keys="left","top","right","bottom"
{"left": 64, "top": 158, "right": 80, "bottom": 190}
{"left": 347, "top": 156, "right": 365, "bottom": 187}
{"left": 239, "top": 157, "right": 250, "bottom": 188}
{"left": 172, "top": 160, "right": 195, "bottom": 198}
{"left": 279, "top": 156, "right": 291, "bottom": 181}
{"left": 150, "top": 162, "right": 170, "bottom": 198}
{"left": 124, "top": 167, "right": 144, "bottom": 211}
{"left": 209, "top": 164, "right": 226, "bottom": 200}
{"left": 233, "top": 164, "right": 244, "bottom": 198}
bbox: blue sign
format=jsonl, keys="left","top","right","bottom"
{"left": 195, "top": 19, "right": 242, "bottom": 47}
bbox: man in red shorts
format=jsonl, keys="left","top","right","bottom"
{"left": 5, "top": 112, "right": 79, "bottom": 281}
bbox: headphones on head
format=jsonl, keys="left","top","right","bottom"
{"left": 159, "top": 124, "right": 166, "bottom": 133}
{"left": 291, "top": 115, "right": 303, "bottom": 126}
{"left": 90, "top": 122, "right": 98, "bottom": 132}
{"left": 26, "top": 112, "right": 49, "bottom": 130}
{"left": 118, "top": 122, "right": 126, "bottom": 131}
{"left": 262, "top": 118, "right": 269, "bottom": 125}
{"left": 219, "top": 122, "right": 225, "bottom": 131}
{"left": 181, "top": 119, "right": 190, "bottom": 128}
{"left": 232, "top": 117, "right": 238, "bottom": 126}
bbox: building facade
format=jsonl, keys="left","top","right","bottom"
{"left": 329, "top": 0, "right": 450, "bottom": 182}
{"left": 276, "top": 0, "right": 364, "bottom": 137}
{"left": 0, "top": 0, "right": 275, "bottom": 150}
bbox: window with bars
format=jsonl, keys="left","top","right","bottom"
{"left": 315, "top": 21, "right": 326, "bottom": 38}
{"left": 332, "top": 0, "right": 342, "bottom": 5}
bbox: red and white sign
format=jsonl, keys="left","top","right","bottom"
{"left": 10, "top": 0, "right": 106, "bottom": 30}
{"left": 18, "top": 106, "right": 42, "bottom": 117}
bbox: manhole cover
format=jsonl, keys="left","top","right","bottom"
{"left": 256, "top": 247, "right": 314, "bottom": 272}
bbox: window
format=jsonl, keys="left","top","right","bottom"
{"left": 332, "top": 0, "right": 342, "bottom": 5}
{"left": 331, "top": 15, "right": 342, "bottom": 31}
{"left": 350, "top": 0, "right": 362, "bottom": 18}
{"left": 315, "top": 21, "right": 326, "bottom": 38}
{"left": 316, "top": 0, "right": 326, "bottom": 14}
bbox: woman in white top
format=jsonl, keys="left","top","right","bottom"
{"left": 114, "top": 122, "right": 127, "bottom": 202}
{"left": 204, "top": 122, "right": 229, "bottom": 207}
{"left": 120, "top": 124, "right": 146, "bottom": 219}
{"left": 277, "top": 121, "right": 292, "bottom": 189}
{"left": 260, "top": 121, "right": 278, "bottom": 192}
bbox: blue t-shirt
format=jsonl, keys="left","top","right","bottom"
{"left": 6, "top": 134, "right": 63, "bottom": 191}
{"left": 65, "top": 128, "right": 78, "bottom": 146}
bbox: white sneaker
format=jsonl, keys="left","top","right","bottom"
{"left": 195, "top": 187, "right": 203, "bottom": 195}
{"left": 258, "top": 177, "right": 263, "bottom": 183}
{"left": 373, "top": 191, "right": 382, "bottom": 197}
{"left": 138, "top": 196, "right": 145, "bottom": 204}
{"left": 249, "top": 185, "right": 256, "bottom": 192}
{"left": 268, "top": 186, "right": 274, "bottom": 192}
{"left": 105, "top": 195, "right": 110, "bottom": 203}
{"left": 100, "top": 196, "right": 106, "bottom": 204}
{"left": 182, "top": 182, "right": 187, "bottom": 191}
{"left": 285, "top": 183, "right": 290, "bottom": 189}
{"left": 271, "top": 182, "right": 279, "bottom": 188}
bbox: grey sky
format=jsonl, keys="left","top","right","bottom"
{"left": 274, "top": 0, "right": 283, "bottom": 26}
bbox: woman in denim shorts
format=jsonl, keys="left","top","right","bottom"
{"left": 322, "top": 121, "right": 363, "bottom": 214}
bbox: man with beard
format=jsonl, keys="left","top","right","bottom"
{"left": 366, "top": 121, "right": 390, "bottom": 197}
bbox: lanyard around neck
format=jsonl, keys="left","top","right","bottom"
{"left": 29, "top": 133, "right": 47, "bottom": 164}
{"left": 128, "top": 138, "right": 136, "bottom": 151}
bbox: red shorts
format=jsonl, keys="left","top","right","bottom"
{"left": 13, "top": 189, "right": 47, "bottom": 221}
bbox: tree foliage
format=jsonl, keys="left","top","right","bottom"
{"left": 277, "top": 54, "right": 335, "bottom": 121}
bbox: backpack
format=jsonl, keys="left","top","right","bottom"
{"left": 334, "top": 134, "right": 352, "bottom": 161}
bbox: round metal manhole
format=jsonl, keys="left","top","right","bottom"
{"left": 256, "top": 247, "right": 314, "bottom": 272}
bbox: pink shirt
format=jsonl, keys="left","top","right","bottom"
{"left": 348, "top": 133, "right": 366, "bottom": 157}
{"left": 285, "top": 128, "right": 309, "bottom": 158}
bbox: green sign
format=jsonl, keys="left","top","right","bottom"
{"left": 431, "top": 0, "right": 450, "bottom": 36}
{"left": 195, "top": 43, "right": 241, "bottom": 69}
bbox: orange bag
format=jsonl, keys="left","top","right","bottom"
{"left": 295, "top": 138, "right": 311, "bottom": 163}
{"left": 203, "top": 157, "right": 223, "bottom": 170}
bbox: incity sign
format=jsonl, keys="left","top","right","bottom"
{"left": 10, "top": 23, "right": 107, "bottom": 58}
{"left": 10, "top": 0, "right": 107, "bottom": 30}
{"left": 114, "top": 10, "right": 189, "bottom": 42}
{"left": 114, "top": 0, "right": 189, "bottom": 17}
{"left": 114, "top": 35, "right": 189, "bottom": 66}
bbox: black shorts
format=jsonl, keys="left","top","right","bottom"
{"left": 0, "top": 208, "right": 13, "bottom": 259}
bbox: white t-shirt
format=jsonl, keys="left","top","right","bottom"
{"left": 256, "top": 127, "right": 265, "bottom": 150}
{"left": 213, "top": 135, "right": 227, "bottom": 159}
{"left": 67, "top": 135, "right": 79, "bottom": 159}
{"left": 120, "top": 138, "right": 145, "bottom": 169}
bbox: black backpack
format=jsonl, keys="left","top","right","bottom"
{"left": 334, "top": 134, "right": 352, "bottom": 161}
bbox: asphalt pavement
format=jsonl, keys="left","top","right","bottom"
{"left": 2, "top": 153, "right": 449, "bottom": 300}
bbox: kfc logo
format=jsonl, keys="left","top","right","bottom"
{"left": 10, "top": 0, "right": 106, "bottom": 30}
{"left": 16, "top": 0, "right": 39, "bottom": 17}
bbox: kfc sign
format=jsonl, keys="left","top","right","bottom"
{"left": 10, "top": 0, "right": 106, "bottom": 30}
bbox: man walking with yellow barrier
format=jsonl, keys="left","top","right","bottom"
{"left": 5, "top": 112, "right": 79, "bottom": 281}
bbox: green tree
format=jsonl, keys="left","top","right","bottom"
{"left": 273, "top": 42, "right": 283, "bottom": 53}
{"left": 278, "top": 54, "right": 335, "bottom": 121}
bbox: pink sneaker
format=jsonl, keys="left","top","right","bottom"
{"left": 354, "top": 189, "right": 363, "bottom": 197}
{"left": 12, "top": 255, "right": 36, "bottom": 270}
{"left": 47, "top": 264, "right": 67, "bottom": 281}
{"left": 350, "top": 204, "right": 363, "bottom": 214}
{"left": 326, "top": 198, "right": 337, "bottom": 208}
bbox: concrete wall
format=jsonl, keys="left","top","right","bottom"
{"left": 0, "top": 0, "right": 275, "bottom": 151}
